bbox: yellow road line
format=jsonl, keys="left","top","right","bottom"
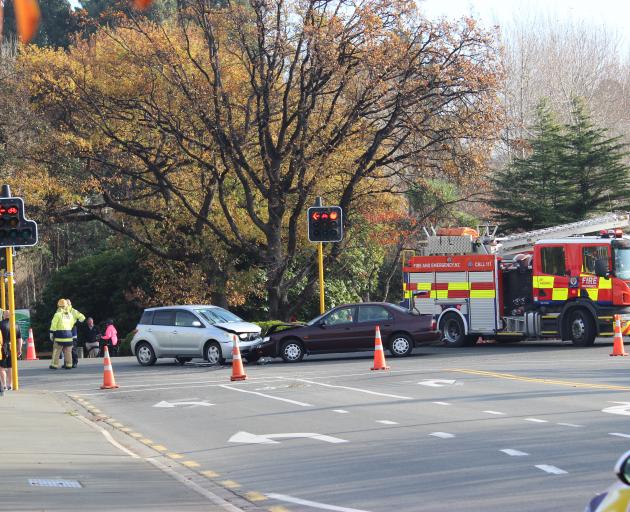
{"left": 449, "top": 368, "right": 630, "bottom": 391}
{"left": 152, "top": 445, "right": 167, "bottom": 452}
{"left": 220, "top": 480, "right": 241, "bottom": 489}
{"left": 200, "top": 470, "right": 219, "bottom": 478}
{"left": 245, "top": 491, "right": 267, "bottom": 502}
{"left": 140, "top": 438, "right": 154, "bottom": 445}
{"left": 182, "top": 460, "right": 200, "bottom": 468}
{"left": 267, "top": 506, "right": 290, "bottom": 512}
{"left": 167, "top": 452, "right": 184, "bottom": 459}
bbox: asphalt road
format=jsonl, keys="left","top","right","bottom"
{"left": 18, "top": 339, "right": 630, "bottom": 512}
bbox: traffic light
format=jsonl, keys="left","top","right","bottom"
{"left": 0, "top": 197, "right": 38, "bottom": 248}
{"left": 308, "top": 206, "right": 343, "bottom": 242}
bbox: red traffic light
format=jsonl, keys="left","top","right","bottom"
{"left": 329, "top": 211, "right": 338, "bottom": 221}
{"left": 7, "top": 206, "right": 18, "bottom": 215}
{"left": 311, "top": 212, "right": 321, "bottom": 221}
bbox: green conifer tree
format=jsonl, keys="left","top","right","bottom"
{"left": 561, "top": 98, "right": 630, "bottom": 220}
{"left": 492, "top": 100, "right": 571, "bottom": 232}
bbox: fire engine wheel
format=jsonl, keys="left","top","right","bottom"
{"left": 568, "top": 309, "right": 596, "bottom": 347}
{"left": 440, "top": 314, "right": 469, "bottom": 348}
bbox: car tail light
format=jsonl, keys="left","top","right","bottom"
{"left": 431, "top": 319, "right": 437, "bottom": 331}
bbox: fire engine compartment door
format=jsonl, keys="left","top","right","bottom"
{"left": 468, "top": 270, "right": 498, "bottom": 331}
{"left": 410, "top": 272, "right": 437, "bottom": 315}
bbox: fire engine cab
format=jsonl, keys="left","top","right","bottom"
{"left": 403, "top": 213, "right": 630, "bottom": 347}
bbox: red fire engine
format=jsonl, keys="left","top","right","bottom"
{"left": 403, "top": 213, "right": 630, "bottom": 347}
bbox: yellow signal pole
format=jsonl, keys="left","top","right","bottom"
{"left": 0, "top": 267, "right": 5, "bottom": 311}
{"left": 6, "top": 248, "right": 18, "bottom": 391}
{"left": 318, "top": 242, "right": 325, "bottom": 314}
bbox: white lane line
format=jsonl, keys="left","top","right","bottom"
{"left": 557, "top": 423, "right": 583, "bottom": 428}
{"left": 147, "top": 457, "right": 244, "bottom": 511}
{"left": 283, "top": 378, "right": 412, "bottom": 400}
{"left": 267, "top": 493, "right": 370, "bottom": 511}
{"left": 219, "top": 385, "right": 313, "bottom": 407}
{"left": 432, "top": 401, "right": 451, "bottom": 406}
{"left": 376, "top": 420, "right": 398, "bottom": 425}
{"left": 500, "top": 449, "right": 529, "bottom": 457}
{"left": 535, "top": 465, "right": 568, "bottom": 475}
{"left": 332, "top": 409, "right": 349, "bottom": 414}
{"left": 524, "top": 418, "right": 548, "bottom": 423}
{"left": 58, "top": 376, "right": 284, "bottom": 394}
{"left": 483, "top": 410, "right": 505, "bottom": 415}
{"left": 75, "top": 415, "right": 140, "bottom": 459}
{"left": 430, "top": 432, "right": 455, "bottom": 439}
{"left": 76, "top": 412, "right": 243, "bottom": 511}
{"left": 609, "top": 433, "right": 630, "bottom": 438}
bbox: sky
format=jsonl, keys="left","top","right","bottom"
{"left": 419, "top": 0, "right": 630, "bottom": 52}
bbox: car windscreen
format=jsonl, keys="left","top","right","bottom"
{"left": 306, "top": 313, "right": 326, "bottom": 326}
{"left": 194, "top": 307, "right": 243, "bottom": 324}
{"left": 386, "top": 304, "right": 411, "bottom": 315}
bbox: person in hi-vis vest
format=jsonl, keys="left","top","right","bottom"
{"left": 49, "top": 299, "right": 75, "bottom": 370}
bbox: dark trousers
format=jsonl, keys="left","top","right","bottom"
{"left": 72, "top": 339, "right": 79, "bottom": 366}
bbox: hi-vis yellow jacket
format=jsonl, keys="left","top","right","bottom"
{"left": 50, "top": 309, "right": 75, "bottom": 343}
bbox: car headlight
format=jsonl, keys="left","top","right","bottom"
{"left": 239, "top": 333, "right": 247, "bottom": 340}
{"left": 262, "top": 336, "right": 270, "bottom": 342}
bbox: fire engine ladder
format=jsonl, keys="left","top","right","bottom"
{"left": 496, "top": 213, "right": 630, "bottom": 257}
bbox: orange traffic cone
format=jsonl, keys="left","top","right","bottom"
{"left": 611, "top": 315, "right": 628, "bottom": 357}
{"left": 25, "top": 328, "right": 39, "bottom": 360}
{"left": 230, "top": 335, "right": 247, "bottom": 381}
{"left": 371, "top": 325, "right": 390, "bottom": 371}
{"left": 100, "top": 346, "right": 120, "bottom": 389}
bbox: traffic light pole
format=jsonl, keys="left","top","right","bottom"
{"left": 0, "top": 268, "right": 5, "bottom": 310}
{"left": 6, "top": 247, "right": 18, "bottom": 391}
{"left": 318, "top": 242, "right": 325, "bottom": 314}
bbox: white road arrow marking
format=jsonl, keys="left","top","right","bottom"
{"left": 501, "top": 449, "right": 529, "bottom": 457}
{"left": 430, "top": 432, "right": 455, "bottom": 439}
{"left": 609, "top": 432, "right": 630, "bottom": 439}
{"left": 603, "top": 402, "right": 630, "bottom": 416}
{"left": 228, "top": 431, "right": 348, "bottom": 445}
{"left": 266, "top": 493, "right": 370, "bottom": 512}
{"left": 535, "top": 465, "right": 567, "bottom": 475}
{"left": 153, "top": 400, "right": 213, "bottom": 408}
{"left": 418, "top": 379, "right": 457, "bottom": 387}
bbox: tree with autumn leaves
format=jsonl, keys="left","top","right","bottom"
{"left": 16, "top": 0, "right": 504, "bottom": 319}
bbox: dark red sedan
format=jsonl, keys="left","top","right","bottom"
{"left": 254, "top": 302, "right": 439, "bottom": 362}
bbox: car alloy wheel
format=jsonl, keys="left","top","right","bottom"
{"left": 136, "top": 342, "right": 156, "bottom": 366}
{"left": 205, "top": 342, "right": 222, "bottom": 365}
{"left": 390, "top": 334, "right": 412, "bottom": 357}
{"left": 281, "top": 340, "right": 304, "bottom": 362}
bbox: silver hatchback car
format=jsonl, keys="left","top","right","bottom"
{"left": 130, "top": 305, "right": 262, "bottom": 366}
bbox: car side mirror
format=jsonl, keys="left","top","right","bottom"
{"left": 615, "top": 450, "right": 630, "bottom": 485}
{"left": 192, "top": 321, "right": 202, "bottom": 327}
{"left": 595, "top": 259, "right": 610, "bottom": 278}
{"left": 318, "top": 320, "right": 327, "bottom": 328}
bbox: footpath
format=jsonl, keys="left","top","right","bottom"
{"left": 0, "top": 389, "right": 252, "bottom": 512}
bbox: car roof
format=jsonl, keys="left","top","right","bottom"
{"left": 334, "top": 302, "right": 395, "bottom": 308}
{"left": 143, "top": 305, "right": 220, "bottom": 311}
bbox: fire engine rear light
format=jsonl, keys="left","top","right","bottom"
{"left": 615, "top": 229, "right": 623, "bottom": 238}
